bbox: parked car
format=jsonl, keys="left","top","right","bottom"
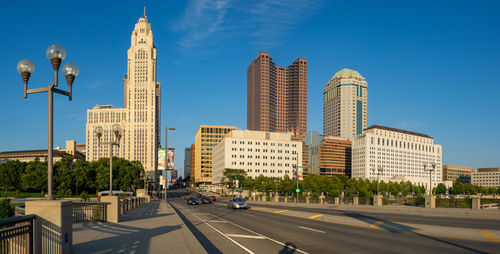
{"left": 202, "top": 197, "right": 212, "bottom": 204}
{"left": 187, "top": 198, "right": 200, "bottom": 205}
{"left": 227, "top": 197, "right": 248, "bottom": 209}
{"left": 210, "top": 196, "right": 216, "bottom": 202}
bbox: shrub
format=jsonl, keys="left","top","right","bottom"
{"left": 0, "top": 199, "right": 14, "bottom": 218}
{"left": 80, "top": 191, "right": 90, "bottom": 201}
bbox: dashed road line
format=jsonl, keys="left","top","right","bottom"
{"left": 298, "top": 226, "right": 325, "bottom": 233}
{"left": 308, "top": 214, "right": 323, "bottom": 219}
{"left": 226, "top": 234, "right": 267, "bottom": 239}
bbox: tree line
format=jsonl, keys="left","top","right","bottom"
{"left": 0, "top": 155, "right": 145, "bottom": 197}
{"left": 222, "top": 168, "right": 500, "bottom": 198}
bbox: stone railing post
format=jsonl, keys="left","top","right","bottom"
{"left": 306, "top": 197, "right": 310, "bottom": 204}
{"left": 425, "top": 195, "right": 436, "bottom": 208}
{"left": 373, "top": 195, "right": 382, "bottom": 206}
{"left": 334, "top": 197, "right": 340, "bottom": 205}
{"left": 102, "top": 196, "right": 120, "bottom": 222}
{"left": 25, "top": 200, "right": 73, "bottom": 254}
{"left": 472, "top": 197, "right": 481, "bottom": 209}
{"left": 353, "top": 197, "right": 359, "bottom": 205}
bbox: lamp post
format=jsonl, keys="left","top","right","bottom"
{"left": 165, "top": 127, "right": 176, "bottom": 202}
{"left": 423, "top": 162, "right": 436, "bottom": 195}
{"left": 17, "top": 44, "right": 79, "bottom": 200}
{"left": 371, "top": 167, "right": 384, "bottom": 196}
{"left": 94, "top": 124, "right": 122, "bottom": 196}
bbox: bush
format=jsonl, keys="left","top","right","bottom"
{"left": 91, "top": 209, "right": 101, "bottom": 222}
{"left": 0, "top": 199, "right": 14, "bottom": 218}
{"left": 80, "top": 191, "right": 90, "bottom": 201}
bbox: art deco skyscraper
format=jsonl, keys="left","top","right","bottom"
{"left": 247, "top": 52, "right": 307, "bottom": 135}
{"left": 86, "top": 13, "right": 161, "bottom": 177}
{"left": 323, "top": 68, "right": 367, "bottom": 139}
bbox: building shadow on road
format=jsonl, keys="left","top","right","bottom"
{"left": 169, "top": 201, "right": 223, "bottom": 254}
{"left": 342, "top": 211, "right": 490, "bottom": 254}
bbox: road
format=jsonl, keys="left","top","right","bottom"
{"left": 168, "top": 189, "right": 500, "bottom": 254}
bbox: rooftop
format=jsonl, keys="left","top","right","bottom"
{"left": 364, "top": 125, "right": 432, "bottom": 139}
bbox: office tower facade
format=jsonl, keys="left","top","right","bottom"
{"left": 184, "top": 147, "right": 191, "bottom": 179}
{"left": 442, "top": 165, "right": 471, "bottom": 183}
{"left": 190, "top": 144, "right": 195, "bottom": 179}
{"left": 194, "top": 125, "right": 236, "bottom": 184}
{"left": 351, "top": 125, "right": 442, "bottom": 189}
{"left": 303, "top": 132, "right": 352, "bottom": 176}
{"left": 471, "top": 168, "right": 500, "bottom": 187}
{"left": 86, "top": 14, "right": 161, "bottom": 178}
{"left": 212, "top": 130, "right": 302, "bottom": 184}
{"left": 323, "top": 68, "right": 368, "bottom": 139}
{"left": 247, "top": 52, "right": 307, "bottom": 135}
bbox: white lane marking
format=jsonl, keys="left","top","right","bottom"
{"left": 226, "top": 234, "right": 267, "bottom": 239}
{"left": 298, "top": 226, "right": 325, "bottom": 234}
{"left": 206, "top": 220, "right": 229, "bottom": 223}
{"left": 191, "top": 213, "right": 255, "bottom": 254}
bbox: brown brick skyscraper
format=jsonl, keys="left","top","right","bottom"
{"left": 247, "top": 52, "right": 307, "bottom": 135}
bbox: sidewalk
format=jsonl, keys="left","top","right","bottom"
{"left": 247, "top": 200, "right": 500, "bottom": 219}
{"left": 73, "top": 200, "right": 206, "bottom": 254}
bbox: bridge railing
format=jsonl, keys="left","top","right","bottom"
{"left": 0, "top": 214, "right": 35, "bottom": 254}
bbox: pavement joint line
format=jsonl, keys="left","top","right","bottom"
{"left": 476, "top": 229, "right": 500, "bottom": 242}
{"left": 191, "top": 212, "right": 255, "bottom": 254}
{"left": 252, "top": 205, "right": 500, "bottom": 243}
{"left": 225, "top": 234, "right": 267, "bottom": 239}
{"left": 189, "top": 204, "right": 309, "bottom": 254}
{"left": 273, "top": 209, "right": 289, "bottom": 214}
{"left": 298, "top": 226, "right": 325, "bottom": 233}
{"left": 308, "top": 214, "right": 323, "bottom": 219}
{"left": 369, "top": 221, "right": 384, "bottom": 230}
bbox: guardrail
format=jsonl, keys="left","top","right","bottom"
{"left": 120, "top": 197, "right": 149, "bottom": 216}
{"left": 0, "top": 214, "right": 35, "bottom": 254}
{"left": 72, "top": 202, "right": 109, "bottom": 222}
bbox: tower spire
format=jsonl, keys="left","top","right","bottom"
{"left": 144, "top": 6, "right": 147, "bottom": 18}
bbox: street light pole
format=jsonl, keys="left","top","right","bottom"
{"left": 423, "top": 162, "right": 436, "bottom": 195}
{"left": 165, "top": 127, "right": 176, "bottom": 202}
{"left": 17, "top": 45, "right": 79, "bottom": 200}
{"left": 94, "top": 124, "right": 122, "bottom": 196}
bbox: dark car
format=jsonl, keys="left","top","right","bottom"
{"left": 202, "top": 197, "right": 212, "bottom": 204}
{"left": 187, "top": 198, "right": 200, "bottom": 205}
{"left": 210, "top": 196, "right": 216, "bottom": 202}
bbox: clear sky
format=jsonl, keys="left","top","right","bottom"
{"left": 1, "top": 0, "right": 499, "bottom": 175}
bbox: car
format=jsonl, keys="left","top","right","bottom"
{"left": 210, "top": 196, "right": 216, "bottom": 202}
{"left": 187, "top": 198, "right": 200, "bottom": 205}
{"left": 202, "top": 197, "right": 212, "bottom": 204}
{"left": 227, "top": 197, "right": 248, "bottom": 209}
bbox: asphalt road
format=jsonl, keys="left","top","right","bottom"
{"left": 168, "top": 189, "right": 500, "bottom": 254}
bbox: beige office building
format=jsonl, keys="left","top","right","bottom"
{"left": 86, "top": 14, "right": 161, "bottom": 177}
{"left": 212, "top": 130, "right": 302, "bottom": 184}
{"left": 323, "top": 68, "right": 368, "bottom": 139}
{"left": 352, "top": 125, "right": 442, "bottom": 189}
{"left": 442, "top": 165, "right": 471, "bottom": 183}
{"left": 194, "top": 125, "right": 236, "bottom": 184}
{"left": 471, "top": 168, "right": 500, "bottom": 187}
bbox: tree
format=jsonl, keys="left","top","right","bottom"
{"left": 22, "top": 161, "right": 47, "bottom": 193}
{"left": 73, "top": 160, "right": 89, "bottom": 195}
{"left": 223, "top": 168, "right": 247, "bottom": 196}
{"left": 54, "top": 155, "right": 74, "bottom": 196}
{"left": 0, "top": 160, "right": 26, "bottom": 191}
{"left": 0, "top": 199, "right": 14, "bottom": 218}
{"left": 435, "top": 183, "right": 447, "bottom": 195}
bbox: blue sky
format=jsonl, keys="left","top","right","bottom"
{"left": 1, "top": 0, "right": 499, "bottom": 174}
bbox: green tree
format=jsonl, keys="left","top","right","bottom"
{"left": 0, "top": 199, "right": 14, "bottom": 218}
{"left": 223, "top": 168, "right": 247, "bottom": 195}
{"left": 54, "top": 155, "right": 74, "bottom": 195}
{"left": 22, "top": 161, "right": 47, "bottom": 192}
{"left": 0, "top": 160, "right": 26, "bottom": 191}
{"left": 435, "top": 183, "right": 447, "bottom": 195}
{"left": 73, "top": 160, "right": 89, "bottom": 195}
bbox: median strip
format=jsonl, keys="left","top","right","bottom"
{"left": 273, "top": 210, "right": 289, "bottom": 214}
{"left": 477, "top": 229, "right": 500, "bottom": 242}
{"left": 369, "top": 221, "right": 384, "bottom": 229}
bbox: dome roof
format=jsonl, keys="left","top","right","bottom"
{"left": 332, "top": 68, "right": 362, "bottom": 79}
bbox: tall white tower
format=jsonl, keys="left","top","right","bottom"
{"left": 86, "top": 13, "right": 161, "bottom": 175}
{"left": 323, "top": 68, "right": 367, "bottom": 139}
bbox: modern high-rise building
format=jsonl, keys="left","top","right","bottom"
{"left": 190, "top": 144, "right": 195, "bottom": 179}
{"left": 442, "top": 165, "right": 471, "bottom": 183}
{"left": 323, "top": 68, "right": 368, "bottom": 139}
{"left": 212, "top": 130, "right": 302, "bottom": 184}
{"left": 303, "top": 132, "right": 352, "bottom": 177}
{"left": 86, "top": 13, "right": 161, "bottom": 180}
{"left": 194, "top": 125, "right": 236, "bottom": 184}
{"left": 184, "top": 147, "right": 191, "bottom": 179}
{"left": 351, "top": 125, "right": 442, "bottom": 189}
{"left": 247, "top": 52, "right": 307, "bottom": 135}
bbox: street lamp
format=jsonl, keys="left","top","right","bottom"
{"left": 94, "top": 124, "right": 122, "bottom": 196}
{"left": 17, "top": 44, "right": 79, "bottom": 200}
{"left": 423, "top": 162, "right": 436, "bottom": 195}
{"left": 371, "top": 167, "right": 384, "bottom": 196}
{"left": 164, "top": 127, "right": 176, "bottom": 202}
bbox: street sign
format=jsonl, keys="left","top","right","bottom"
{"left": 296, "top": 189, "right": 300, "bottom": 192}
